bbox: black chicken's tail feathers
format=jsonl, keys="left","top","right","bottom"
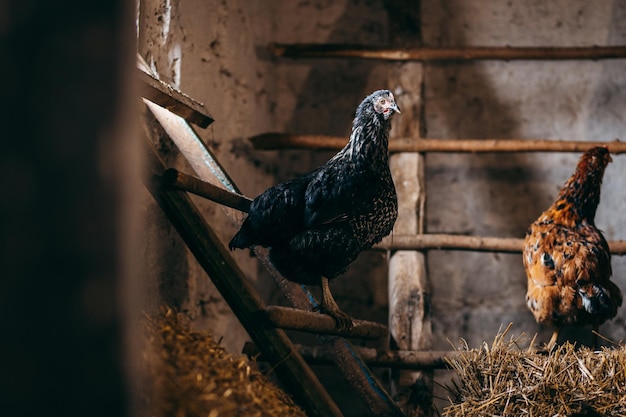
{"left": 228, "top": 231, "right": 249, "bottom": 250}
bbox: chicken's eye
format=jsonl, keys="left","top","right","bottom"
{"left": 379, "top": 98, "right": 387, "bottom": 105}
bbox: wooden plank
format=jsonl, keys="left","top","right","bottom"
{"left": 249, "top": 134, "right": 626, "bottom": 154}
{"left": 142, "top": 136, "right": 343, "bottom": 417}
{"left": 270, "top": 43, "right": 626, "bottom": 61}
{"left": 243, "top": 342, "right": 458, "bottom": 370}
{"left": 138, "top": 69, "right": 214, "bottom": 128}
{"left": 144, "top": 99, "right": 246, "bottom": 227}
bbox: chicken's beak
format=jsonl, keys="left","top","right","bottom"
{"left": 391, "top": 103, "right": 401, "bottom": 114}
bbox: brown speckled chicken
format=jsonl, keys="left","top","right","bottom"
{"left": 523, "top": 146, "right": 622, "bottom": 348}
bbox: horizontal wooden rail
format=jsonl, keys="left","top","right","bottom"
{"left": 377, "top": 235, "right": 626, "bottom": 255}
{"left": 158, "top": 173, "right": 626, "bottom": 256}
{"left": 249, "top": 134, "right": 626, "bottom": 154}
{"left": 265, "top": 306, "right": 388, "bottom": 340}
{"left": 243, "top": 342, "right": 457, "bottom": 370}
{"left": 270, "top": 43, "right": 626, "bottom": 62}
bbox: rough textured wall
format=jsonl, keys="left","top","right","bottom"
{"left": 423, "top": 0, "right": 626, "bottom": 349}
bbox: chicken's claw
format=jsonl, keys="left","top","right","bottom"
{"left": 324, "top": 308, "right": 354, "bottom": 333}
{"left": 319, "top": 276, "right": 354, "bottom": 332}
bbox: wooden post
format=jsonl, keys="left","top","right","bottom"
{"left": 387, "top": 1, "right": 433, "bottom": 416}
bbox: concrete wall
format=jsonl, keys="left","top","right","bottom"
{"left": 423, "top": 0, "right": 626, "bottom": 349}
{"left": 138, "top": 0, "right": 626, "bottom": 413}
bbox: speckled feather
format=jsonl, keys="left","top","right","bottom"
{"left": 229, "top": 90, "right": 399, "bottom": 285}
{"left": 523, "top": 146, "right": 622, "bottom": 329}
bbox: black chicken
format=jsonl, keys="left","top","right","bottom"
{"left": 229, "top": 90, "right": 401, "bottom": 330}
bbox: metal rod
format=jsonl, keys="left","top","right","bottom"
{"left": 243, "top": 342, "right": 457, "bottom": 370}
{"left": 375, "top": 234, "right": 626, "bottom": 255}
{"left": 270, "top": 43, "right": 626, "bottom": 61}
{"left": 265, "top": 306, "right": 388, "bottom": 340}
{"left": 161, "top": 168, "right": 252, "bottom": 212}
{"left": 249, "top": 133, "right": 626, "bottom": 154}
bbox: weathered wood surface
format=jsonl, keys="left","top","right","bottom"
{"left": 264, "top": 306, "right": 388, "bottom": 339}
{"left": 377, "top": 235, "right": 626, "bottom": 255}
{"left": 271, "top": 43, "right": 626, "bottom": 61}
{"left": 161, "top": 168, "right": 252, "bottom": 212}
{"left": 386, "top": 2, "right": 433, "bottom": 414}
{"left": 243, "top": 342, "right": 457, "bottom": 370}
{"left": 143, "top": 99, "right": 247, "bottom": 227}
{"left": 387, "top": 71, "right": 433, "bottom": 417}
{"left": 138, "top": 68, "right": 214, "bottom": 128}
{"left": 249, "top": 134, "right": 626, "bottom": 154}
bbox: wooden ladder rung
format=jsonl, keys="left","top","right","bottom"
{"left": 265, "top": 306, "right": 388, "bottom": 340}
{"left": 156, "top": 171, "right": 626, "bottom": 256}
{"left": 160, "top": 168, "right": 252, "bottom": 212}
{"left": 243, "top": 341, "right": 457, "bottom": 370}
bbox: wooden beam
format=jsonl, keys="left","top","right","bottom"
{"left": 243, "top": 342, "right": 458, "bottom": 370}
{"left": 143, "top": 163, "right": 626, "bottom": 258}
{"left": 249, "top": 134, "right": 626, "bottom": 154}
{"left": 270, "top": 43, "right": 626, "bottom": 61}
{"left": 264, "top": 306, "right": 388, "bottom": 340}
{"left": 376, "top": 234, "right": 626, "bottom": 255}
{"left": 138, "top": 68, "right": 214, "bottom": 128}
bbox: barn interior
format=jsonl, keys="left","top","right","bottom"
{"left": 3, "top": 1, "right": 626, "bottom": 416}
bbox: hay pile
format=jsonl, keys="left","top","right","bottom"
{"left": 141, "top": 307, "right": 306, "bottom": 417}
{"left": 443, "top": 330, "right": 626, "bottom": 416}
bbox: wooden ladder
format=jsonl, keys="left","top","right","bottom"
{"left": 138, "top": 62, "right": 439, "bottom": 417}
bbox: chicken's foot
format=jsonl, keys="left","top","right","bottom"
{"left": 547, "top": 328, "right": 559, "bottom": 350}
{"left": 318, "top": 276, "right": 354, "bottom": 332}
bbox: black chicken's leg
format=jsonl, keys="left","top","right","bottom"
{"left": 319, "top": 276, "right": 354, "bottom": 332}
